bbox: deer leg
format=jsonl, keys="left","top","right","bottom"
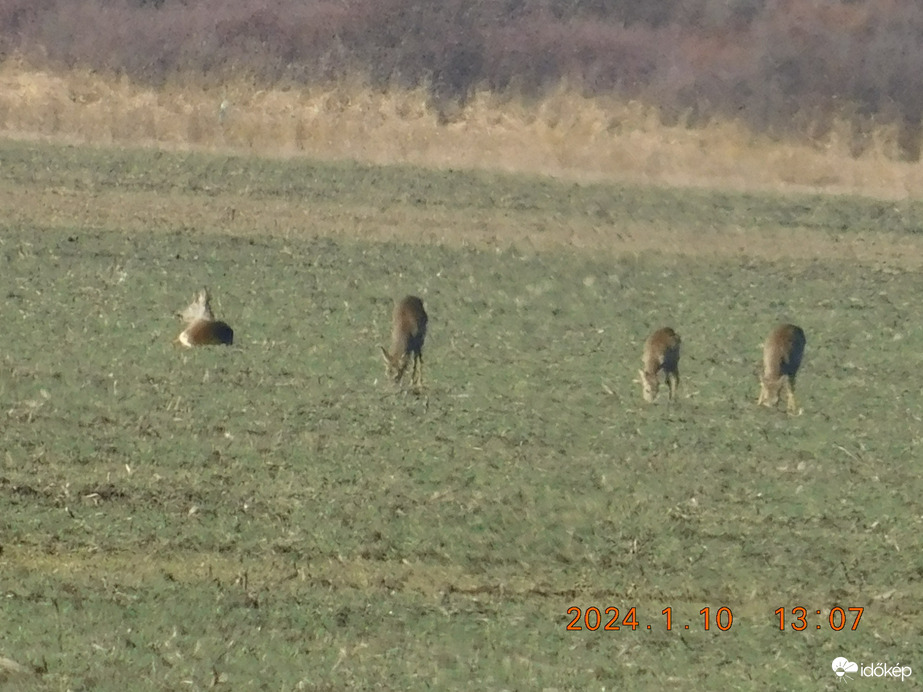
{"left": 785, "top": 378, "right": 799, "bottom": 414}
{"left": 412, "top": 353, "right": 424, "bottom": 391}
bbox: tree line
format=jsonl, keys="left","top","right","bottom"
{"left": 2, "top": 0, "right": 921, "bottom": 158}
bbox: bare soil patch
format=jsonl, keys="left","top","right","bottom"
{"left": 6, "top": 183, "right": 923, "bottom": 269}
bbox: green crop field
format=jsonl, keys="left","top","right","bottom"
{"left": 1, "top": 140, "right": 921, "bottom": 690}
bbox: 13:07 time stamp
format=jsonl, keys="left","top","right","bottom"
{"left": 775, "top": 606, "right": 864, "bottom": 631}
{"left": 565, "top": 606, "right": 865, "bottom": 632}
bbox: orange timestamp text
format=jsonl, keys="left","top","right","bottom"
{"left": 566, "top": 606, "right": 734, "bottom": 632}
{"left": 775, "top": 606, "right": 864, "bottom": 631}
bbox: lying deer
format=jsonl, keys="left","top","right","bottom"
{"left": 175, "top": 288, "right": 234, "bottom": 347}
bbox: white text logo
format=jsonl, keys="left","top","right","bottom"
{"left": 832, "top": 657, "right": 912, "bottom": 682}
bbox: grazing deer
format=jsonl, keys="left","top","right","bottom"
{"left": 380, "top": 295, "right": 428, "bottom": 390}
{"left": 757, "top": 324, "right": 806, "bottom": 413}
{"left": 175, "top": 288, "right": 234, "bottom": 347}
{"left": 639, "top": 327, "right": 681, "bottom": 403}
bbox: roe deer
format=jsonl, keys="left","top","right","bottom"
{"left": 175, "top": 288, "right": 234, "bottom": 347}
{"left": 380, "top": 295, "right": 428, "bottom": 390}
{"left": 757, "top": 324, "right": 806, "bottom": 413}
{"left": 639, "top": 327, "right": 681, "bottom": 402}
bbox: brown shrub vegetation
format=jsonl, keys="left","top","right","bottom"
{"left": 0, "top": 0, "right": 921, "bottom": 162}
